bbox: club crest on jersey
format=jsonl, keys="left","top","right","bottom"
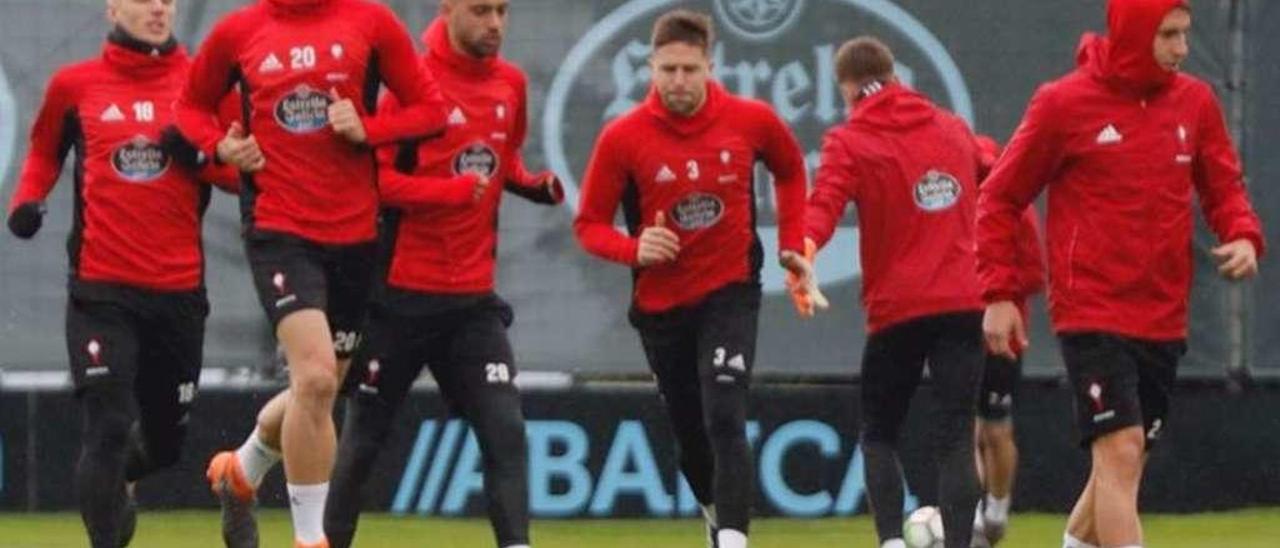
{"left": 85, "top": 338, "right": 109, "bottom": 377}
{"left": 453, "top": 143, "right": 499, "bottom": 177}
{"left": 111, "top": 135, "right": 170, "bottom": 182}
{"left": 912, "top": 170, "right": 961, "bottom": 212}
{"left": 331, "top": 43, "right": 344, "bottom": 60}
{"left": 274, "top": 85, "right": 331, "bottom": 134}
{"left": 670, "top": 192, "right": 725, "bottom": 230}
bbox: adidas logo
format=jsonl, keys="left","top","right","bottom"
{"left": 1096, "top": 124, "right": 1123, "bottom": 145}
{"left": 258, "top": 53, "right": 283, "bottom": 73}
{"left": 447, "top": 107, "right": 467, "bottom": 126}
{"left": 100, "top": 104, "right": 125, "bottom": 122}
{"left": 655, "top": 164, "right": 676, "bottom": 183}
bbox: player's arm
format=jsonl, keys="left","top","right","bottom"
{"left": 759, "top": 107, "right": 827, "bottom": 315}
{"left": 806, "top": 131, "right": 857, "bottom": 251}
{"left": 173, "top": 20, "right": 243, "bottom": 162}
{"left": 1013, "top": 206, "right": 1046, "bottom": 298}
{"left": 7, "top": 70, "right": 77, "bottom": 238}
{"left": 359, "top": 8, "right": 446, "bottom": 146}
{"left": 370, "top": 94, "right": 478, "bottom": 209}
{"left": 977, "top": 85, "right": 1064, "bottom": 303}
{"left": 162, "top": 93, "right": 244, "bottom": 194}
{"left": 502, "top": 74, "right": 564, "bottom": 205}
{"left": 573, "top": 127, "right": 643, "bottom": 266}
{"left": 1192, "top": 88, "right": 1264, "bottom": 280}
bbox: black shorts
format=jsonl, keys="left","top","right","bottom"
{"left": 1059, "top": 332, "right": 1184, "bottom": 449}
{"left": 344, "top": 293, "right": 517, "bottom": 410}
{"left": 629, "top": 282, "right": 762, "bottom": 392}
{"left": 977, "top": 353, "right": 1022, "bottom": 422}
{"left": 860, "top": 311, "right": 984, "bottom": 443}
{"left": 245, "top": 231, "right": 377, "bottom": 358}
{"left": 65, "top": 283, "right": 207, "bottom": 420}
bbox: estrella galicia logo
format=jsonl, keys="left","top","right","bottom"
{"left": 452, "top": 143, "right": 500, "bottom": 178}
{"left": 670, "top": 192, "right": 725, "bottom": 230}
{"left": 543, "top": 0, "right": 972, "bottom": 292}
{"left": 273, "top": 85, "right": 331, "bottom": 134}
{"left": 912, "top": 170, "right": 961, "bottom": 212}
{"left": 111, "top": 135, "right": 171, "bottom": 183}
{"left": 714, "top": 0, "right": 806, "bottom": 42}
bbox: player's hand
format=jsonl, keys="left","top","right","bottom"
{"left": 1212, "top": 239, "right": 1258, "bottom": 281}
{"left": 328, "top": 88, "right": 367, "bottom": 144}
{"left": 215, "top": 122, "right": 265, "bottom": 172}
{"left": 781, "top": 238, "right": 829, "bottom": 318}
{"left": 983, "top": 300, "right": 1027, "bottom": 360}
{"left": 538, "top": 171, "right": 565, "bottom": 204}
{"left": 467, "top": 173, "right": 492, "bottom": 203}
{"left": 7, "top": 201, "right": 46, "bottom": 239}
{"left": 636, "top": 211, "right": 680, "bottom": 267}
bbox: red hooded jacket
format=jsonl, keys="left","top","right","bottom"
{"left": 807, "top": 83, "right": 986, "bottom": 333}
{"left": 376, "top": 18, "right": 561, "bottom": 296}
{"left": 977, "top": 0, "right": 1264, "bottom": 341}
{"left": 9, "top": 33, "right": 238, "bottom": 292}
{"left": 575, "top": 81, "right": 807, "bottom": 313}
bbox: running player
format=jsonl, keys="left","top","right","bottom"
{"left": 173, "top": 1, "right": 447, "bottom": 546}
{"left": 6, "top": 1, "right": 237, "bottom": 545}
{"left": 323, "top": 1, "right": 561, "bottom": 547}
{"left": 574, "top": 10, "right": 818, "bottom": 548}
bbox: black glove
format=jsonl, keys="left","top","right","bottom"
{"left": 160, "top": 125, "right": 207, "bottom": 169}
{"left": 8, "top": 201, "right": 46, "bottom": 239}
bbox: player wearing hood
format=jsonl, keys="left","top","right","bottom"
{"left": 978, "top": 1, "right": 1263, "bottom": 547}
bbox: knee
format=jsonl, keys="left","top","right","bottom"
{"left": 81, "top": 389, "right": 134, "bottom": 453}
{"left": 474, "top": 403, "right": 528, "bottom": 459}
{"left": 980, "top": 423, "right": 1016, "bottom": 448}
{"left": 703, "top": 401, "right": 746, "bottom": 444}
{"left": 1093, "top": 428, "right": 1145, "bottom": 480}
{"left": 292, "top": 359, "right": 340, "bottom": 407}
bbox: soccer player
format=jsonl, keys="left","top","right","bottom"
{"left": 804, "top": 37, "right": 989, "bottom": 548}
{"left": 322, "top": 1, "right": 561, "bottom": 547}
{"left": 977, "top": 1, "right": 1264, "bottom": 547}
{"left": 5, "top": 1, "right": 238, "bottom": 546}
{"left": 970, "top": 135, "right": 1044, "bottom": 548}
{"left": 173, "top": 1, "right": 447, "bottom": 546}
{"left": 574, "top": 10, "right": 817, "bottom": 548}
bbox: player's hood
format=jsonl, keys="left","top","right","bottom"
{"left": 103, "top": 27, "right": 186, "bottom": 80}
{"left": 849, "top": 82, "right": 936, "bottom": 131}
{"left": 424, "top": 17, "right": 500, "bottom": 77}
{"left": 1077, "top": 0, "right": 1187, "bottom": 96}
{"left": 644, "top": 79, "right": 729, "bottom": 137}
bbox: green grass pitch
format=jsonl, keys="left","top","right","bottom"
{"left": 1, "top": 509, "right": 1278, "bottom": 547}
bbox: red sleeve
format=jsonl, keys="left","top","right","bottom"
{"left": 574, "top": 125, "right": 639, "bottom": 266}
{"left": 361, "top": 8, "right": 446, "bottom": 146}
{"left": 973, "top": 134, "right": 1001, "bottom": 182}
{"left": 976, "top": 85, "right": 1065, "bottom": 303}
{"left": 174, "top": 18, "right": 240, "bottom": 160}
{"left": 805, "top": 130, "right": 856, "bottom": 249}
{"left": 756, "top": 105, "right": 806, "bottom": 255}
{"left": 501, "top": 72, "right": 563, "bottom": 205}
{"left": 371, "top": 94, "right": 473, "bottom": 208}
{"left": 1192, "top": 87, "right": 1265, "bottom": 257}
{"left": 1014, "top": 206, "right": 1045, "bottom": 297}
{"left": 195, "top": 92, "right": 244, "bottom": 193}
{"left": 9, "top": 69, "right": 77, "bottom": 211}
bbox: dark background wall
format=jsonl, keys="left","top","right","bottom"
{"left": 1, "top": 0, "right": 1274, "bottom": 378}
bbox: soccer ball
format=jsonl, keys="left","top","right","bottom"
{"left": 903, "top": 505, "right": 945, "bottom": 547}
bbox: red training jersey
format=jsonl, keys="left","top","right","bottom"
{"left": 377, "top": 18, "right": 561, "bottom": 295}
{"left": 174, "top": 0, "right": 446, "bottom": 245}
{"left": 575, "top": 81, "right": 807, "bottom": 313}
{"left": 8, "top": 35, "right": 237, "bottom": 292}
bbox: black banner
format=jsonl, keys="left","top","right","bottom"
{"left": 3, "top": 382, "right": 1279, "bottom": 515}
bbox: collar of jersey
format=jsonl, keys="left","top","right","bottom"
{"left": 103, "top": 28, "right": 185, "bottom": 79}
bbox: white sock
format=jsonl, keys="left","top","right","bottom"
{"left": 973, "top": 506, "right": 985, "bottom": 528}
{"left": 984, "top": 494, "right": 1011, "bottom": 523}
{"left": 1063, "top": 533, "right": 1099, "bottom": 548}
{"left": 287, "top": 482, "right": 329, "bottom": 544}
{"left": 881, "top": 539, "right": 907, "bottom": 548}
{"left": 716, "top": 528, "right": 747, "bottom": 548}
{"left": 701, "top": 504, "right": 718, "bottom": 527}
{"left": 235, "top": 428, "right": 281, "bottom": 488}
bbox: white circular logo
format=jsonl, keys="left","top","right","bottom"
{"left": 543, "top": 0, "right": 972, "bottom": 292}
{"left": 671, "top": 192, "right": 726, "bottom": 230}
{"left": 714, "top": 0, "right": 807, "bottom": 42}
{"left": 273, "top": 85, "right": 332, "bottom": 134}
{"left": 453, "top": 143, "right": 500, "bottom": 177}
{"left": 111, "top": 136, "right": 171, "bottom": 183}
{"left": 912, "top": 170, "right": 961, "bottom": 212}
